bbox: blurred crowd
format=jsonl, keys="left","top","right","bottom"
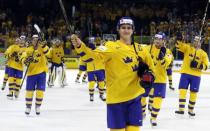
{"left": 0, "top": 0, "right": 210, "bottom": 56}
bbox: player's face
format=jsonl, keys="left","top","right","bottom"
{"left": 32, "top": 38, "right": 38, "bottom": 46}
{"left": 154, "top": 38, "right": 165, "bottom": 49}
{"left": 15, "top": 41, "right": 20, "bottom": 45}
{"left": 19, "top": 39, "right": 25, "bottom": 47}
{"left": 192, "top": 39, "right": 201, "bottom": 48}
{"left": 55, "top": 42, "right": 60, "bottom": 47}
{"left": 119, "top": 24, "right": 133, "bottom": 40}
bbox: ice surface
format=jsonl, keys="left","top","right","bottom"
{"left": 0, "top": 70, "right": 210, "bottom": 131}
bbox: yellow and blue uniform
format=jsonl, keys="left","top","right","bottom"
{"left": 79, "top": 57, "right": 87, "bottom": 71}
{"left": 47, "top": 45, "right": 66, "bottom": 87}
{"left": 2, "top": 59, "right": 10, "bottom": 90}
{"left": 144, "top": 44, "right": 172, "bottom": 121}
{"left": 75, "top": 40, "right": 154, "bottom": 128}
{"left": 79, "top": 43, "right": 106, "bottom": 99}
{"left": 75, "top": 57, "right": 87, "bottom": 83}
{"left": 47, "top": 45, "right": 64, "bottom": 64}
{"left": 4, "top": 44, "right": 25, "bottom": 98}
{"left": 21, "top": 44, "right": 49, "bottom": 109}
{"left": 166, "top": 49, "right": 174, "bottom": 89}
{"left": 175, "top": 41, "right": 209, "bottom": 114}
{"left": 176, "top": 41, "right": 209, "bottom": 77}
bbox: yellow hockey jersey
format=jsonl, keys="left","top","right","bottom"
{"left": 84, "top": 55, "right": 105, "bottom": 72}
{"left": 167, "top": 48, "right": 174, "bottom": 69}
{"left": 77, "top": 43, "right": 104, "bottom": 72}
{"left": 47, "top": 46, "right": 64, "bottom": 64}
{"left": 144, "top": 45, "right": 173, "bottom": 83}
{"left": 21, "top": 44, "right": 49, "bottom": 76}
{"left": 78, "top": 57, "right": 86, "bottom": 66}
{"left": 76, "top": 40, "right": 154, "bottom": 104}
{"left": 176, "top": 41, "right": 209, "bottom": 76}
{"left": 4, "top": 44, "right": 25, "bottom": 71}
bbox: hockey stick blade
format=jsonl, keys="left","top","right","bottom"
{"left": 34, "top": 24, "right": 41, "bottom": 33}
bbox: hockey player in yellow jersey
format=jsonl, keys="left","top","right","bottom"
{"left": 175, "top": 36, "right": 209, "bottom": 117}
{"left": 82, "top": 37, "right": 106, "bottom": 102}
{"left": 4, "top": 36, "right": 26, "bottom": 99}
{"left": 75, "top": 57, "right": 87, "bottom": 83}
{"left": 2, "top": 47, "right": 13, "bottom": 91}
{"left": 166, "top": 48, "right": 174, "bottom": 90}
{"left": 47, "top": 38, "right": 67, "bottom": 88}
{"left": 143, "top": 32, "right": 173, "bottom": 126}
{"left": 71, "top": 17, "right": 155, "bottom": 131}
{"left": 1, "top": 59, "right": 9, "bottom": 91}
{"left": 21, "top": 34, "right": 49, "bottom": 115}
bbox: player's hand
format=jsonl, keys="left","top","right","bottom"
{"left": 24, "top": 56, "right": 34, "bottom": 65}
{"left": 139, "top": 70, "right": 155, "bottom": 89}
{"left": 15, "top": 56, "right": 20, "bottom": 62}
{"left": 137, "top": 61, "right": 149, "bottom": 77}
{"left": 198, "top": 64, "right": 206, "bottom": 70}
{"left": 190, "top": 60, "right": 198, "bottom": 69}
{"left": 71, "top": 34, "right": 82, "bottom": 48}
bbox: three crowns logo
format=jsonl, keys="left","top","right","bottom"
{"left": 123, "top": 56, "right": 133, "bottom": 63}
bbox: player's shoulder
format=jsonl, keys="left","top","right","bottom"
{"left": 104, "top": 40, "right": 116, "bottom": 47}
{"left": 134, "top": 43, "right": 148, "bottom": 52}
{"left": 9, "top": 44, "right": 16, "bottom": 48}
{"left": 94, "top": 40, "right": 115, "bottom": 52}
{"left": 141, "top": 44, "right": 152, "bottom": 51}
{"left": 200, "top": 49, "right": 208, "bottom": 56}
{"left": 25, "top": 46, "right": 34, "bottom": 52}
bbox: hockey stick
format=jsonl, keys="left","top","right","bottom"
{"left": 199, "top": 0, "right": 210, "bottom": 38}
{"left": 192, "top": 0, "right": 209, "bottom": 57}
{"left": 58, "top": 0, "right": 73, "bottom": 34}
{"left": 58, "top": 0, "right": 77, "bottom": 50}
{"left": 20, "top": 24, "right": 41, "bottom": 89}
{"left": 190, "top": 0, "right": 210, "bottom": 66}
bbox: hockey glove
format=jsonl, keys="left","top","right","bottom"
{"left": 198, "top": 64, "right": 207, "bottom": 70}
{"left": 15, "top": 56, "right": 20, "bottom": 62}
{"left": 24, "top": 56, "right": 34, "bottom": 65}
{"left": 140, "top": 70, "right": 155, "bottom": 89}
{"left": 137, "top": 61, "right": 149, "bottom": 77}
{"left": 190, "top": 60, "right": 198, "bottom": 69}
{"left": 158, "top": 47, "right": 166, "bottom": 60}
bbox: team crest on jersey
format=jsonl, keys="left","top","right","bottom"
{"left": 123, "top": 56, "right": 133, "bottom": 63}
{"left": 56, "top": 52, "right": 61, "bottom": 57}
{"left": 132, "top": 64, "right": 138, "bottom": 71}
{"left": 35, "top": 53, "right": 41, "bottom": 57}
{"left": 154, "top": 62, "right": 157, "bottom": 66}
{"left": 195, "top": 56, "right": 200, "bottom": 60}
{"left": 116, "top": 46, "right": 121, "bottom": 49}
{"left": 189, "top": 54, "right": 193, "bottom": 57}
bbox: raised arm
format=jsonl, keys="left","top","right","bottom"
{"left": 175, "top": 41, "right": 188, "bottom": 53}
{"left": 71, "top": 35, "right": 113, "bottom": 63}
{"left": 200, "top": 52, "right": 209, "bottom": 71}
